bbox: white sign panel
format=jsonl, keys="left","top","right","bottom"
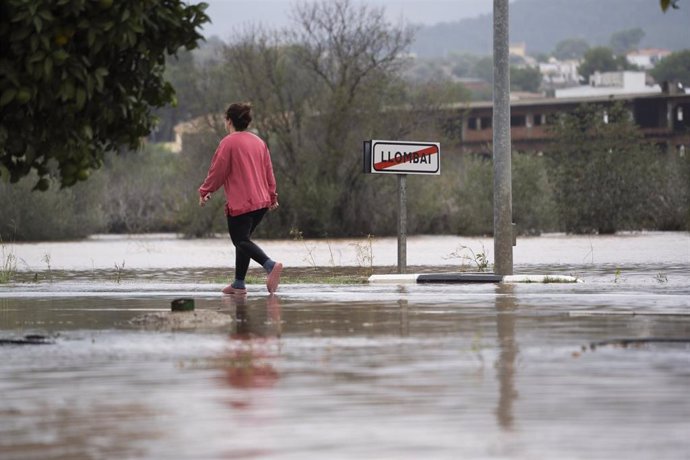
{"left": 370, "top": 140, "right": 440, "bottom": 175}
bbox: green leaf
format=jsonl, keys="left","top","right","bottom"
{"left": 39, "top": 10, "right": 54, "bottom": 21}
{"left": 0, "top": 0, "right": 210, "bottom": 187}
{"left": 53, "top": 49, "right": 69, "bottom": 62}
{"left": 86, "top": 75, "right": 94, "bottom": 96}
{"left": 33, "top": 16, "right": 43, "bottom": 33}
{"left": 10, "top": 28, "right": 31, "bottom": 42}
{"left": 75, "top": 88, "right": 86, "bottom": 109}
{"left": 30, "top": 35, "right": 39, "bottom": 52}
{"left": 660, "top": 0, "right": 680, "bottom": 11}
{"left": 28, "top": 51, "right": 47, "bottom": 63}
{"left": 94, "top": 73, "right": 105, "bottom": 91}
{"left": 0, "top": 88, "right": 17, "bottom": 106}
{"left": 44, "top": 57, "right": 53, "bottom": 79}
{"left": 60, "top": 79, "right": 75, "bottom": 100}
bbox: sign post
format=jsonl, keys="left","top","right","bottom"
{"left": 397, "top": 174, "right": 407, "bottom": 273}
{"left": 363, "top": 140, "right": 441, "bottom": 274}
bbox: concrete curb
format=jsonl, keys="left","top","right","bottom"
{"left": 368, "top": 273, "right": 582, "bottom": 284}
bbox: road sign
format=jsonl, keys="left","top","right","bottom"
{"left": 363, "top": 140, "right": 440, "bottom": 175}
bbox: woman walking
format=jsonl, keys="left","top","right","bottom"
{"left": 198, "top": 102, "right": 283, "bottom": 294}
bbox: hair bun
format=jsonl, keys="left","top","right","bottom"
{"left": 226, "top": 102, "right": 253, "bottom": 131}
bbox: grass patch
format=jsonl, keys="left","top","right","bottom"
{"left": 1, "top": 243, "right": 17, "bottom": 284}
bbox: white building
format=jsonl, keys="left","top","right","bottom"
{"left": 555, "top": 71, "right": 661, "bottom": 98}
{"left": 626, "top": 48, "right": 672, "bottom": 70}
{"left": 538, "top": 58, "right": 580, "bottom": 86}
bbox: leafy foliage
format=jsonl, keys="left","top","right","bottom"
{"left": 660, "top": 0, "right": 680, "bottom": 11}
{"left": 511, "top": 66, "right": 542, "bottom": 92}
{"left": 553, "top": 38, "right": 590, "bottom": 60}
{"left": 0, "top": 0, "right": 209, "bottom": 189}
{"left": 577, "top": 47, "right": 635, "bottom": 82}
{"left": 175, "top": 129, "right": 228, "bottom": 238}
{"left": 102, "top": 144, "right": 183, "bottom": 233}
{"left": 512, "top": 153, "right": 557, "bottom": 235}
{"left": 609, "top": 28, "right": 645, "bottom": 55}
{"left": 222, "top": 0, "right": 416, "bottom": 237}
{"left": 546, "top": 102, "right": 657, "bottom": 234}
{"left": 0, "top": 171, "right": 105, "bottom": 241}
{"left": 650, "top": 49, "right": 690, "bottom": 86}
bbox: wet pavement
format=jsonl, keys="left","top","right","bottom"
{"left": 1, "top": 234, "right": 689, "bottom": 459}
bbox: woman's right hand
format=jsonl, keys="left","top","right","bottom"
{"left": 199, "top": 193, "right": 211, "bottom": 207}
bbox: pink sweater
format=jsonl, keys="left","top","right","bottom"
{"left": 198, "top": 131, "right": 277, "bottom": 217}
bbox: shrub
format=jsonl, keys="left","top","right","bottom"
{"left": 547, "top": 102, "right": 659, "bottom": 234}
{"left": 512, "top": 152, "right": 558, "bottom": 235}
{"left": 646, "top": 149, "right": 690, "bottom": 230}
{"left": 101, "top": 144, "right": 183, "bottom": 233}
{"left": 175, "top": 130, "right": 229, "bottom": 238}
{"left": 0, "top": 172, "right": 105, "bottom": 241}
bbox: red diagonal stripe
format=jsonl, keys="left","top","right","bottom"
{"left": 374, "top": 145, "right": 438, "bottom": 170}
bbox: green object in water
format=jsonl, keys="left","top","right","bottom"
{"left": 171, "top": 298, "right": 195, "bottom": 312}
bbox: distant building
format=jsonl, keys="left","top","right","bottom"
{"left": 509, "top": 42, "right": 526, "bottom": 57}
{"left": 456, "top": 77, "right": 491, "bottom": 93}
{"left": 435, "top": 88, "right": 690, "bottom": 155}
{"left": 538, "top": 58, "right": 580, "bottom": 87}
{"left": 626, "top": 48, "right": 672, "bottom": 70}
{"left": 555, "top": 71, "right": 660, "bottom": 98}
{"left": 165, "top": 114, "right": 224, "bottom": 153}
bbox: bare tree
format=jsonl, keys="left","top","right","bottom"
{"left": 290, "top": 0, "right": 413, "bottom": 164}
{"left": 224, "top": 28, "right": 317, "bottom": 188}
{"left": 222, "top": 0, "right": 416, "bottom": 236}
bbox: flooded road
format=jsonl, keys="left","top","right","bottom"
{"left": 1, "top": 233, "right": 689, "bottom": 459}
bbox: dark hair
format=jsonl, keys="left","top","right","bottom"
{"left": 225, "top": 102, "right": 252, "bottom": 131}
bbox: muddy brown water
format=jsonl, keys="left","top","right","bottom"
{"left": 1, "top": 234, "right": 689, "bottom": 459}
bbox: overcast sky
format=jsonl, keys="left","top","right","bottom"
{"left": 200, "top": 0, "right": 500, "bottom": 40}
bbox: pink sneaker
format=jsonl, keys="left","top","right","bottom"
{"left": 266, "top": 263, "right": 283, "bottom": 293}
{"left": 222, "top": 285, "right": 247, "bottom": 295}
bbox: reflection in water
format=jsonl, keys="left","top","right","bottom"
{"left": 2, "top": 255, "right": 689, "bottom": 459}
{"left": 495, "top": 284, "right": 518, "bottom": 431}
{"left": 0, "top": 402, "right": 160, "bottom": 459}
{"left": 398, "top": 298, "right": 409, "bottom": 337}
{"left": 217, "top": 295, "right": 281, "bottom": 397}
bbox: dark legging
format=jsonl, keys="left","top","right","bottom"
{"left": 227, "top": 208, "right": 269, "bottom": 281}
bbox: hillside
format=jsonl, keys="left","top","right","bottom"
{"left": 412, "top": 0, "right": 690, "bottom": 57}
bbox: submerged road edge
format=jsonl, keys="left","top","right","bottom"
{"left": 368, "top": 273, "right": 582, "bottom": 284}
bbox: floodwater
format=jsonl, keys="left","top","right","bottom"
{"left": 1, "top": 233, "right": 689, "bottom": 459}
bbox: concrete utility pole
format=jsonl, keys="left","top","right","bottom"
{"left": 492, "top": 0, "right": 513, "bottom": 275}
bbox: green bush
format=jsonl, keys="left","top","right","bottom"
{"left": 1, "top": 103, "right": 684, "bottom": 241}
{"left": 512, "top": 152, "right": 558, "bottom": 235}
{"left": 389, "top": 152, "right": 557, "bottom": 237}
{"left": 175, "top": 130, "right": 229, "bottom": 238}
{"left": 453, "top": 154, "right": 494, "bottom": 235}
{"left": 101, "top": 144, "right": 184, "bottom": 233}
{"left": 547, "top": 102, "right": 660, "bottom": 234}
{"left": 0, "top": 172, "right": 105, "bottom": 241}
{"left": 646, "top": 149, "right": 690, "bottom": 230}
